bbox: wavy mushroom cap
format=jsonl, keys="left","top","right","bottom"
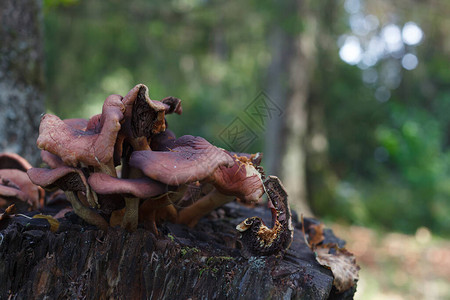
{"left": 88, "top": 172, "right": 167, "bottom": 199}
{"left": 37, "top": 94, "right": 124, "bottom": 167}
{"left": 0, "top": 152, "right": 33, "bottom": 172}
{"left": 129, "top": 135, "right": 234, "bottom": 186}
{"left": 121, "top": 84, "right": 168, "bottom": 139}
{"left": 161, "top": 96, "right": 183, "bottom": 115}
{"left": 209, "top": 152, "right": 264, "bottom": 202}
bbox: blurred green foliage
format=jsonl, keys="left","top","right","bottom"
{"left": 43, "top": 0, "right": 450, "bottom": 236}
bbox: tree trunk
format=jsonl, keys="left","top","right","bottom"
{"left": 265, "top": 0, "right": 319, "bottom": 217}
{"left": 0, "top": 203, "right": 355, "bottom": 299}
{"left": 0, "top": 0, "right": 45, "bottom": 166}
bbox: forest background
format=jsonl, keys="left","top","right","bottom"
{"left": 3, "top": 0, "right": 450, "bottom": 298}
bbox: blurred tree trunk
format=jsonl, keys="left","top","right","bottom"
{"left": 265, "top": 0, "right": 338, "bottom": 217}
{"left": 0, "top": 0, "right": 45, "bottom": 166}
{"left": 265, "top": 1, "right": 319, "bottom": 217}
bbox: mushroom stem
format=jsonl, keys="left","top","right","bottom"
{"left": 177, "top": 188, "right": 234, "bottom": 227}
{"left": 97, "top": 161, "right": 117, "bottom": 177}
{"left": 85, "top": 183, "right": 100, "bottom": 208}
{"left": 122, "top": 197, "right": 139, "bottom": 232}
{"left": 64, "top": 191, "right": 108, "bottom": 231}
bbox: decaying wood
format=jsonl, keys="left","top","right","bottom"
{"left": 0, "top": 203, "right": 355, "bottom": 299}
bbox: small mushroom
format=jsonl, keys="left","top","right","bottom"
{"left": 236, "top": 176, "right": 294, "bottom": 257}
{"left": 0, "top": 171, "right": 40, "bottom": 212}
{"left": 88, "top": 172, "right": 167, "bottom": 232}
{"left": 36, "top": 94, "right": 125, "bottom": 176}
{"left": 0, "top": 152, "right": 33, "bottom": 172}
{"left": 27, "top": 167, "right": 108, "bottom": 231}
{"left": 0, "top": 153, "right": 44, "bottom": 206}
{"left": 0, "top": 169, "right": 42, "bottom": 210}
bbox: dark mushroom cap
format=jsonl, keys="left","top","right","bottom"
{"left": 161, "top": 96, "right": 183, "bottom": 115}
{"left": 129, "top": 135, "right": 234, "bottom": 186}
{"left": 88, "top": 172, "right": 167, "bottom": 199}
{"left": 37, "top": 94, "right": 124, "bottom": 167}
{"left": 150, "top": 129, "right": 177, "bottom": 151}
{"left": 121, "top": 84, "right": 167, "bottom": 140}
{"left": 209, "top": 151, "right": 264, "bottom": 202}
{"left": 229, "top": 151, "right": 263, "bottom": 166}
{"left": 0, "top": 152, "right": 32, "bottom": 172}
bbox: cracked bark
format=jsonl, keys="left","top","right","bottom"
{"left": 0, "top": 0, "right": 45, "bottom": 165}
{"left": 0, "top": 203, "right": 355, "bottom": 299}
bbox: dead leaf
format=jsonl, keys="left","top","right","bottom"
{"left": 301, "top": 214, "right": 325, "bottom": 249}
{"left": 33, "top": 214, "right": 60, "bottom": 232}
{"left": 315, "top": 244, "right": 360, "bottom": 293}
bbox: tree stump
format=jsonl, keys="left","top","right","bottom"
{"left": 0, "top": 203, "right": 356, "bottom": 299}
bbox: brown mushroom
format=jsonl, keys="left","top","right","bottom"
{"left": 177, "top": 151, "right": 265, "bottom": 227}
{"left": 209, "top": 152, "right": 264, "bottom": 202}
{"left": 129, "top": 135, "right": 234, "bottom": 186}
{"left": 27, "top": 167, "right": 108, "bottom": 230}
{"left": 150, "top": 129, "right": 177, "bottom": 151}
{"left": 0, "top": 153, "right": 44, "bottom": 206}
{"left": 63, "top": 118, "right": 89, "bottom": 131}
{"left": 41, "top": 150, "right": 65, "bottom": 169}
{"left": 0, "top": 169, "right": 42, "bottom": 210}
{"left": 0, "top": 152, "right": 32, "bottom": 172}
{"left": 36, "top": 94, "right": 125, "bottom": 177}
{"left": 88, "top": 172, "right": 167, "bottom": 232}
{"left": 0, "top": 171, "right": 41, "bottom": 212}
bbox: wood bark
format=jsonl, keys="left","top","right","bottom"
{"left": 0, "top": 0, "right": 45, "bottom": 166}
{"left": 0, "top": 203, "right": 355, "bottom": 299}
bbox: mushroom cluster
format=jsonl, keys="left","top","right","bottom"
{"left": 27, "top": 84, "right": 267, "bottom": 235}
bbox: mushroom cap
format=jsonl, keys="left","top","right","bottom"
{"left": 41, "top": 150, "right": 65, "bottom": 169}
{"left": 0, "top": 152, "right": 32, "bottom": 172}
{"left": 63, "top": 118, "right": 88, "bottom": 131}
{"left": 129, "top": 135, "right": 235, "bottom": 186}
{"left": 121, "top": 84, "right": 168, "bottom": 139}
{"left": 27, "top": 167, "right": 88, "bottom": 192}
{"left": 88, "top": 172, "right": 167, "bottom": 199}
{"left": 37, "top": 94, "right": 124, "bottom": 167}
{"left": 209, "top": 151, "right": 264, "bottom": 202}
{"left": 0, "top": 169, "right": 41, "bottom": 206}
{"left": 161, "top": 96, "right": 183, "bottom": 115}
{"left": 150, "top": 129, "right": 177, "bottom": 151}
{"left": 0, "top": 169, "right": 41, "bottom": 210}
{"left": 86, "top": 114, "right": 102, "bottom": 132}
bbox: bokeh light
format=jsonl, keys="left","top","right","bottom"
{"left": 402, "top": 22, "right": 423, "bottom": 45}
